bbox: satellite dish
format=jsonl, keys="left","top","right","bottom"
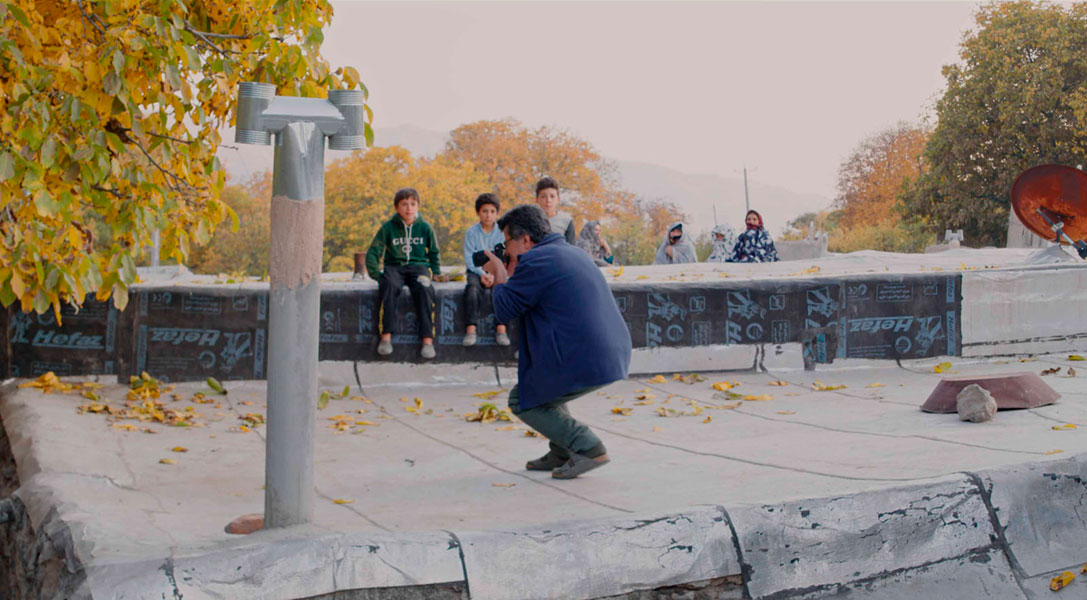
{"left": 1010, "top": 164, "right": 1087, "bottom": 258}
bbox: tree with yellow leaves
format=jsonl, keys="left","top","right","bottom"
{"left": 441, "top": 119, "right": 684, "bottom": 264}
{"left": 0, "top": 0, "right": 370, "bottom": 318}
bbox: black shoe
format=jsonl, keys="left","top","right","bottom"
{"left": 552, "top": 453, "right": 610, "bottom": 479}
{"left": 526, "top": 451, "right": 568, "bottom": 471}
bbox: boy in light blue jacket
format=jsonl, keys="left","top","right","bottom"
{"left": 461, "top": 193, "right": 510, "bottom": 346}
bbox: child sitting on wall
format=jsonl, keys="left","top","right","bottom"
{"left": 365, "top": 188, "right": 442, "bottom": 359}
{"left": 462, "top": 193, "right": 510, "bottom": 347}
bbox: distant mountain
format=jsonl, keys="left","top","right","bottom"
{"left": 217, "top": 125, "right": 831, "bottom": 233}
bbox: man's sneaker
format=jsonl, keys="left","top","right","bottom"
{"left": 495, "top": 332, "right": 511, "bottom": 346}
{"left": 420, "top": 343, "right": 436, "bottom": 360}
{"left": 377, "top": 339, "right": 393, "bottom": 356}
{"left": 552, "top": 453, "right": 610, "bottom": 479}
{"left": 462, "top": 332, "right": 477, "bottom": 347}
{"left": 525, "top": 451, "right": 568, "bottom": 471}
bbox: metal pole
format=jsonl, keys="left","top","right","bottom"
{"left": 264, "top": 121, "right": 326, "bottom": 528}
{"left": 234, "top": 81, "right": 365, "bottom": 529}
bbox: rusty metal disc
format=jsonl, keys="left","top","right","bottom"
{"left": 1010, "top": 164, "right": 1087, "bottom": 243}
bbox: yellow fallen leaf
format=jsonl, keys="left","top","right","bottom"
{"left": 1069, "top": 355, "right": 1086, "bottom": 361}
{"left": 648, "top": 375, "right": 666, "bottom": 384}
{"left": 1050, "top": 571, "right": 1075, "bottom": 591}
{"left": 354, "top": 420, "right": 379, "bottom": 426}
{"left": 712, "top": 381, "right": 740, "bottom": 391}
{"left": 720, "top": 402, "right": 740, "bottom": 409}
{"left": 776, "top": 410, "right": 796, "bottom": 415}
{"left": 414, "top": 397, "right": 424, "bottom": 408}
{"left": 702, "top": 416, "right": 712, "bottom": 423}
{"left": 332, "top": 498, "right": 354, "bottom": 505}
{"left": 612, "top": 407, "right": 633, "bottom": 416}
{"left": 1052, "top": 424, "right": 1078, "bottom": 430}
{"left": 743, "top": 394, "right": 773, "bottom": 401}
{"left": 404, "top": 406, "right": 419, "bottom": 413}
{"left": 496, "top": 424, "right": 518, "bottom": 431}
{"left": 1081, "top": 564, "right": 1087, "bottom": 575}
{"left": 610, "top": 266, "right": 623, "bottom": 278}
{"left": 811, "top": 381, "right": 847, "bottom": 391}
{"left": 1045, "top": 449, "right": 1065, "bottom": 455}
{"left": 634, "top": 387, "right": 649, "bottom": 393}
{"left": 492, "top": 482, "right": 516, "bottom": 488}
{"left": 933, "top": 361, "right": 952, "bottom": 373}
{"left": 652, "top": 426, "right": 662, "bottom": 432}
{"left": 635, "top": 393, "right": 655, "bottom": 401}
{"left": 636, "top": 275, "right": 649, "bottom": 280}
{"left": 472, "top": 390, "right": 503, "bottom": 400}
{"left": 634, "top": 400, "right": 654, "bottom": 406}
{"left": 768, "top": 380, "right": 788, "bottom": 386}
{"left": 171, "top": 446, "right": 188, "bottom": 453}
{"left": 159, "top": 458, "right": 177, "bottom": 465}
{"left": 111, "top": 423, "right": 137, "bottom": 431}
{"left": 866, "top": 383, "right": 885, "bottom": 388}
{"left": 524, "top": 430, "right": 541, "bottom": 437}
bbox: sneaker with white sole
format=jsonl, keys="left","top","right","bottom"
{"left": 462, "top": 332, "right": 477, "bottom": 347}
{"left": 420, "top": 344, "right": 436, "bottom": 360}
{"left": 495, "top": 332, "right": 511, "bottom": 346}
{"left": 377, "top": 339, "right": 393, "bottom": 356}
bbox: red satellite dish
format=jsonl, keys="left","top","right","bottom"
{"left": 1010, "top": 164, "right": 1087, "bottom": 246}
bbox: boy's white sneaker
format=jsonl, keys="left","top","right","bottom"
{"left": 462, "top": 332, "right": 477, "bottom": 347}
{"left": 496, "top": 332, "right": 511, "bottom": 346}
{"left": 377, "top": 339, "right": 393, "bottom": 356}
{"left": 420, "top": 344, "right": 436, "bottom": 360}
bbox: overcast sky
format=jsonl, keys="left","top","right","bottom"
{"left": 322, "top": 1, "right": 979, "bottom": 200}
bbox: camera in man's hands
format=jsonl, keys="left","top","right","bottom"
{"left": 471, "top": 242, "right": 507, "bottom": 268}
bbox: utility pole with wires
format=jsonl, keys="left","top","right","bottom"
{"left": 743, "top": 165, "right": 751, "bottom": 213}
{"left": 735, "top": 165, "right": 756, "bottom": 213}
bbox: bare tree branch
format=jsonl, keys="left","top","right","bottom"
{"left": 75, "top": 0, "right": 107, "bottom": 37}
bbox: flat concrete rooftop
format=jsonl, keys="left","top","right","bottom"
{"left": 4, "top": 350, "right": 1087, "bottom": 598}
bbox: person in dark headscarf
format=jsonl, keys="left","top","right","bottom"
{"left": 728, "top": 210, "right": 779, "bottom": 263}
{"left": 654, "top": 222, "right": 698, "bottom": 265}
{"left": 706, "top": 223, "right": 737, "bottom": 263}
{"left": 575, "top": 220, "right": 616, "bottom": 266}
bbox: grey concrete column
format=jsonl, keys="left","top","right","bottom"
{"left": 264, "top": 121, "right": 326, "bottom": 528}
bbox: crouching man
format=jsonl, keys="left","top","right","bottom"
{"left": 482, "top": 205, "right": 632, "bottom": 479}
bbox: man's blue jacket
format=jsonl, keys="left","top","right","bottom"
{"left": 493, "top": 233, "right": 632, "bottom": 411}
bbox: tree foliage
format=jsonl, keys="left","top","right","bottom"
{"left": 187, "top": 173, "right": 270, "bottom": 276}
{"left": 901, "top": 1, "right": 1087, "bottom": 245}
{"left": 440, "top": 119, "right": 684, "bottom": 265}
{"left": 827, "top": 123, "right": 932, "bottom": 253}
{"left": 0, "top": 0, "right": 369, "bottom": 318}
{"left": 836, "top": 123, "right": 928, "bottom": 229}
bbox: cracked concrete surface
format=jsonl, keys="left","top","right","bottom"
{"left": 3, "top": 351, "right": 1087, "bottom": 598}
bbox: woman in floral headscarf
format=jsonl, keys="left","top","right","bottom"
{"left": 706, "top": 224, "right": 737, "bottom": 263}
{"left": 728, "top": 210, "right": 779, "bottom": 263}
{"left": 576, "top": 220, "right": 616, "bottom": 266}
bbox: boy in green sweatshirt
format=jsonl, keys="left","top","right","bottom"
{"left": 365, "top": 188, "right": 442, "bottom": 359}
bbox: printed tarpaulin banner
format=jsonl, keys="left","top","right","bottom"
{"left": 3, "top": 273, "right": 963, "bottom": 382}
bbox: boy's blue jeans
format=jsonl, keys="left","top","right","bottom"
{"left": 508, "top": 384, "right": 606, "bottom": 459}
{"left": 378, "top": 264, "right": 435, "bottom": 338}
